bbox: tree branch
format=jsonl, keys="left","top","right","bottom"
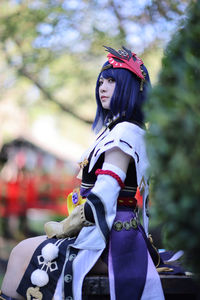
{"left": 18, "top": 67, "right": 93, "bottom": 124}
{"left": 108, "top": 0, "right": 126, "bottom": 40}
{"left": 2, "top": 40, "right": 93, "bottom": 125}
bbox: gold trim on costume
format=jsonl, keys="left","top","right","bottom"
{"left": 148, "top": 234, "right": 161, "bottom": 268}
{"left": 156, "top": 267, "right": 173, "bottom": 273}
{"left": 26, "top": 287, "right": 43, "bottom": 300}
{"left": 78, "top": 158, "right": 88, "bottom": 169}
{"left": 139, "top": 176, "right": 146, "bottom": 195}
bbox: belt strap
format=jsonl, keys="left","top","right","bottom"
{"left": 117, "top": 197, "right": 137, "bottom": 207}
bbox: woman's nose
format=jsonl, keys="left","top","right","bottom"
{"left": 100, "top": 82, "right": 107, "bottom": 92}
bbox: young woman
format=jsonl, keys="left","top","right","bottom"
{"left": 0, "top": 46, "right": 164, "bottom": 300}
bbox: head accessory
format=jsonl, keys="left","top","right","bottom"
{"left": 102, "top": 46, "right": 146, "bottom": 90}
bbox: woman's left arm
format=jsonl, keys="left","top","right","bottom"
{"left": 104, "top": 147, "right": 131, "bottom": 173}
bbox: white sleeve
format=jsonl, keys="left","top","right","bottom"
{"left": 86, "top": 162, "right": 126, "bottom": 242}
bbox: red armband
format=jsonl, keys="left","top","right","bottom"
{"left": 95, "top": 169, "right": 125, "bottom": 189}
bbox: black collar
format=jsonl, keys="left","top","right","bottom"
{"left": 107, "top": 117, "right": 145, "bottom": 130}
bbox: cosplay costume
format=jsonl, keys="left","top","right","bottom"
{"left": 16, "top": 119, "right": 164, "bottom": 300}
{"left": 13, "top": 47, "right": 166, "bottom": 300}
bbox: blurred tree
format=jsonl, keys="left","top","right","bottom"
{"left": 0, "top": 0, "right": 189, "bottom": 125}
{"left": 146, "top": 0, "right": 200, "bottom": 277}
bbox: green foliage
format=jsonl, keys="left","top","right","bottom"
{"left": 0, "top": 0, "right": 188, "bottom": 105}
{"left": 0, "top": 0, "right": 190, "bottom": 147}
{"left": 146, "top": 0, "right": 200, "bottom": 276}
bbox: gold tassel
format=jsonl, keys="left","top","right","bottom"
{"left": 26, "top": 287, "right": 43, "bottom": 300}
{"left": 140, "top": 70, "right": 146, "bottom": 91}
{"left": 148, "top": 234, "right": 161, "bottom": 268}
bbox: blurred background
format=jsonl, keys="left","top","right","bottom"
{"left": 0, "top": 0, "right": 190, "bottom": 283}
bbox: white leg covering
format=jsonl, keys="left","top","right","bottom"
{"left": 141, "top": 252, "right": 165, "bottom": 300}
{"left": 72, "top": 249, "right": 103, "bottom": 300}
{"left": 108, "top": 239, "right": 116, "bottom": 300}
{"left": 53, "top": 249, "right": 103, "bottom": 300}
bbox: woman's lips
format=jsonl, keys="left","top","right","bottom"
{"left": 101, "top": 96, "right": 108, "bottom": 100}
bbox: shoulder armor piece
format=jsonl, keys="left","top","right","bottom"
{"left": 88, "top": 122, "right": 149, "bottom": 177}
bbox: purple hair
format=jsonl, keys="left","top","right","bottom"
{"left": 92, "top": 61, "right": 151, "bottom": 132}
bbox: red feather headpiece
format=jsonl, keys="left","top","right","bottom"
{"left": 102, "top": 46, "right": 144, "bottom": 80}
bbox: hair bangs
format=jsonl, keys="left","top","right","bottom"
{"left": 101, "top": 67, "right": 117, "bottom": 80}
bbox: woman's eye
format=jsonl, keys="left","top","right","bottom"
{"left": 108, "top": 78, "right": 115, "bottom": 83}
{"left": 99, "top": 81, "right": 103, "bottom": 86}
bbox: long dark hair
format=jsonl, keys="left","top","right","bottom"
{"left": 92, "top": 61, "right": 151, "bottom": 132}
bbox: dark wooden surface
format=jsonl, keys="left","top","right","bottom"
{"left": 82, "top": 275, "right": 200, "bottom": 300}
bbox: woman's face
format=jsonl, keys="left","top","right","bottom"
{"left": 99, "top": 76, "right": 116, "bottom": 110}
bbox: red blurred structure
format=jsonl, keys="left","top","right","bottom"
{"left": 0, "top": 138, "right": 78, "bottom": 219}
